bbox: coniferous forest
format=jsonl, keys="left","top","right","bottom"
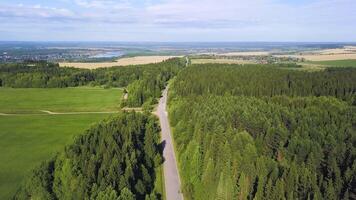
{"left": 2, "top": 59, "right": 185, "bottom": 199}
{"left": 1, "top": 0, "right": 356, "bottom": 199}
{"left": 168, "top": 64, "right": 356, "bottom": 200}
{"left": 4, "top": 60, "right": 356, "bottom": 200}
{"left": 14, "top": 112, "right": 163, "bottom": 200}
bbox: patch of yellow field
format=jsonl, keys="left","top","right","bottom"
{"left": 191, "top": 58, "right": 254, "bottom": 64}
{"left": 316, "top": 46, "right": 356, "bottom": 55}
{"left": 59, "top": 56, "right": 180, "bottom": 69}
{"left": 275, "top": 54, "right": 356, "bottom": 61}
{"left": 297, "top": 63, "right": 325, "bottom": 71}
{"left": 275, "top": 46, "right": 356, "bottom": 61}
{"left": 217, "top": 51, "right": 270, "bottom": 56}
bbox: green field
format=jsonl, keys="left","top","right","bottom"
{"left": 0, "top": 114, "right": 112, "bottom": 199}
{"left": 310, "top": 59, "right": 356, "bottom": 67}
{"left": 0, "top": 87, "right": 122, "bottom": 114}
{"left": 0, "top": 87, "right": 122, "bottom": 199}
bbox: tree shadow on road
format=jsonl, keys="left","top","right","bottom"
{"left": 158, "top": 140, "right": 166, "bottom": 163}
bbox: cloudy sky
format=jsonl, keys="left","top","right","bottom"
{"left": 0, "top": 0, "right": 355, "bottom": 41}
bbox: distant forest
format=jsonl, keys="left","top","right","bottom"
{"left": 0, "top": 58, "right": 185, "bottom": 107}
{"left": 14, "top": 112, "right": 163, "bottom": 200}
{"left": 169, "top": 64, "right": 356, "bottom": 200}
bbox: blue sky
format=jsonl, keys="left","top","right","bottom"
{"left": 0, "top": 0, "right": 355, "bottom": 42}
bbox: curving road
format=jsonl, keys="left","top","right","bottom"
{"left": 156, "top": 86, "right": 184, "bottom": 200}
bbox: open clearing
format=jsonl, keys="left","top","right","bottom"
{"left": 0, "top": 87, "right": 122, "bottom": 199}
{"left": 191, "top": 58, "right": 254, "bottom": 64}
{"left": 59, "top": 56, "right": 179, "bottom": 69}
{"left": 0, "top": 87, "right": 122, "bottom": 114}
{"left": 0, "top": 114, "right": 112, "bottom": 200}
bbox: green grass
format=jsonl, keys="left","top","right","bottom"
{"left": 0, "top": 87, "right": 122, "bottom": 114}
{"left": 154, "top": 165, "right": 165, "bottom": 200}
{"left": 0, "top": 114, "right": 112, "bottom": 200}
{"left": 0, "top": 87, "right": 122, "bottom": 199}
{"left": 310, "top": 59, "right": 356, "bottom": 67}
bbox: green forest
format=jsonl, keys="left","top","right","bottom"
{"left": 14, "top": 112, "right": 163, "bottom": 200}
{"left": 168, "top": 64, "right": 356, "bottom": 200}
{"left": 0, "top": 58, "right": 185, "bottom": 199}
{"left": 171, "top": 64, "right": 355, "bottom": 103}
{"left": 3, "top": 60, "right": 356, "bottom": 200}
{"left": 0, "top": 58, "right": 185, "bottom": 107}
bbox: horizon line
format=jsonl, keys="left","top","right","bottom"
{"left": 1, "top": 41, "right": 356, "bottom": 44}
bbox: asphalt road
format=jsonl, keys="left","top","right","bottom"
{"left": 156, "top": 86, "right": 184, "bottom": 200}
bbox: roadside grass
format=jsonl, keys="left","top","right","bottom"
{"left": 155, "top": 165, "right": 166, "bottom": 200}
{"left": 0, "top": 114, "right": 112, "bottom": 200}
{"left": 0, "top": 87, "right": 122, "bottom": 114}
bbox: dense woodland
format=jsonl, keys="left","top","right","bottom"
{"left": 5, "top": 61, "right": 356, "bottom": 200}
{"left": 14, "top": 112, "right": 163, "bottom": 200}
{"left": 172, "top": 64, "right": 356, "bottom": 104}
{"left": 0, "top": 58, "right": 185, "bottom": 107}
{"left": 168, "top": 64, "right": 356, "bottom": 200}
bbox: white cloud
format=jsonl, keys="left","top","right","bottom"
{"left": 0, "top": 0, "right": 355, "bottom": 41}
{"left": 145, "top": 0, "right": 356, "bottom": 28}
{"left": 74, "top": 0, "right": 132, "bottom": 9}
{"left": 2, "top": 0, "right": 355, "bottom": 27}
{"left": 0, "top": 4, "right": 76, "bottom": 20}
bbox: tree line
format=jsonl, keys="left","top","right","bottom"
{"left": 0, "top": 58, "right": 185, "bottom": 107}
{"left": 168, "top": 64, "right": 356, "bottom": 200}
{"left": 14, "top": 112, "right": 164, "bottom": 200}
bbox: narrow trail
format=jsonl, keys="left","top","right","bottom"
{"left": 0, "top": 107, "right": 147, "bottom": 116}
{"left": 0, "top": 110, "right": 120, "bottom": 116}
{"left": 155, "top": 86, "right": 184, "bottom": 200}
{"left": 39, "top": 110, "right": 120, "bottom": 115}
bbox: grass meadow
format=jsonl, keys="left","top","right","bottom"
{"left": 0, "top": 87, "right": 122, "bottom": 114}
{"left": 0, "top": 87, "right": 121, "bottom": 199}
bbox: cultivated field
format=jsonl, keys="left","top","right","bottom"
{"left": 59, "top": 55, "right": 179, "bottom": 69}
{"left": 191, "top": 58, "right": 254, "bottom": 64}
{"left": 0, "top": 87, "right": 122, "bottom": 114}
{"left": 279, "top": 54, "right": 356, "bottom": 61}
{"left": 276, "top": 46, "right": 356, "bottom": 61}
{"left": 0, "top": 87, "right": 121, "bottom": 199}
{"left": 217, "top": 51, "right": 270, "bottom": 56}
{"left": 316, "top": 46, "right": 356, "bottom": 55}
